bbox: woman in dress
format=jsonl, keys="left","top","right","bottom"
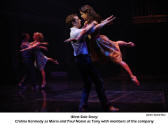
{"left": 21, "top": 32, "right": 59, "bottom": 88}
{"left": 79, "top": 5, "right": 140, "bottom": 86}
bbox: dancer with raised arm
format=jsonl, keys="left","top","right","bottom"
{"left": 21, "top": 32, "right": 59, "bottom": 88}
{"left": 18, "top": 33, "right": 37, "bottom": 88}
{"left": 79, "top": 5, "right": 140, "bottom": 86}
{"left": 65, "top": 13, "right": 119, "bottom": 112}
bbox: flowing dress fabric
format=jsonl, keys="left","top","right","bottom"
{"left": 34, "top": 47, "right": 48, "bottom": 70}
{"left": 87, "top": 34, "right": 122, "bottom": 63}
{"left": 96, "top": 35, "right": 122, "bottom": 63}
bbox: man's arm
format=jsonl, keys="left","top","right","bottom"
{"left": 20, "top": 43, "right": 39, "bottom": 52}
{"left": 77, "top": 15, "right": 116, "bottom": 41}
{"left": 64, "top": 22, "right": 96, "bottom": 43}
{"left": 76, "top": 22, "right": 97, "bottom": 41}
{"left": 40, "top": 42, "right": 48, "bottom": 46}
{"left": 39, "top": 46, "right": 48, "bottom": 51}
{"left": 20, "top": 42, "right": 43, "bottom": 52}
{"left": 64, "top": 15, "right": 116, "bottom": 43}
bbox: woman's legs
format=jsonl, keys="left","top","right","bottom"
{"left": 41, "top": 69, "right": 46, "bottom": 88}
{"left": 18, "top": 74, "right": 26, "bottom": 87}
{"left": 39, "top": 57, "right": 58, "bottom": 88}
{"left": 117, "top": 41, "right": 135, "bottom": 47}
{"left": 118, "top": 61, "right": 140, "bottom": 86}
{"left": 46, "top": 57, "right": 59, "bottom": 64}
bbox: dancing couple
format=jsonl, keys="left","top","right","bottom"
{"left": 65, "top": 5, "right": 140, "bottom": 112}
{"left": 19, "top": 32, "right": 59, "bottom": 89}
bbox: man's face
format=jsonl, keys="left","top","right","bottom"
{"left": 73, "top": 16, "right": 81, "bottom": 28}
{"left": 26, "top": 34, "right": 30, "bottom": 41}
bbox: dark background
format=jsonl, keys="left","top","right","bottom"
{"left": 1, "top": 0, "right": 168, "bottom": 85}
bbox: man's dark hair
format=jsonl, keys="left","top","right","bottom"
{"left": 65, "top": 14, "right": 77, "bottom": 28}
{"left": 21, "top": 33, "right": 29, "bottom": 40}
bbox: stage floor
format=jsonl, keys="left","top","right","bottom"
{"left": 1, "top": 76, "right": 168, "bottom": 112}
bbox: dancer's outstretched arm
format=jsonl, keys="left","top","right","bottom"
{"left": 76, "top": 21, "right": 97, "bottom": 41}
{"left": 29, "top": 41, "right": 48, "bottom": 46}
{"left": 64, "top": 21, "right": 96, "bottom": 43}
{"left": 64, "top": 38, "right": 76, "bottom": 43}
{"left": 64, "top": 15, "right": 116, "bottom": 43}
{"left": 20, "top": 42, "right": 40, "bottom": 52}
{"left": 20, "top": 42, "right": 47, "bottom": 52}
{"left": 40, "top": 42, "right": 48, "bottom": 46}
{"left": 93, "top": 15, "right": 116, "bottom": 31}
{"left": 39, "top": 46, "right": 48, "bottom": 51}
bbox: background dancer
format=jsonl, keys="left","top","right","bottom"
{"left": 21, "top": 32, "right": 59, "bottom": 88}
{"left": 18, "top": 33, "right": 37, "bottom": 88}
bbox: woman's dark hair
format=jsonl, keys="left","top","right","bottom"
{"left": 80, "top": 5, "right": 101, "bottom": 24}
{"left": 21, "top": 33, "right": 29, "bottom": 40}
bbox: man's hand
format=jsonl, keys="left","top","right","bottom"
{"left": 64, "top": 38, "right": 77, "bottom": 43}
{"left": 39, "top": 46, "right": 48, "bottom": 51}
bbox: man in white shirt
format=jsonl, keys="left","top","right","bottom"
{"left": 65, "top": 14, "right": 118, "bottom": 112}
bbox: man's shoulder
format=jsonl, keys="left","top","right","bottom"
{"left": 70, "top": 28, "right": 82, "bottom": 38}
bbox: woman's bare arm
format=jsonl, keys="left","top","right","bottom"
{"left": 93, "top": 15, "right": 116, "bottom": 31}
{"left": 20, "top": 42, "right": 41, "bottom": 52}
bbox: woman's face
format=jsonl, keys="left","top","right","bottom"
{"left": 33, "top": 34, "right": 39, "bottom": 41}
{"left": 33, "top": 34, "right": 36, "bottom": 40}
{"left": 80, "top": 11, "right": 87, "bottom": 21}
